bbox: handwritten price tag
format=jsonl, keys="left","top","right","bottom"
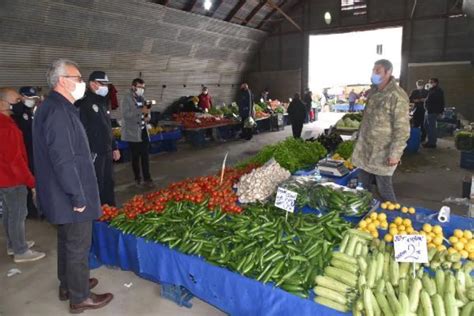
{"left": 275, "top": 187, "right": 298, "bottom": 213}
{"left": 393, "top": 235, "right": 428, "bottom": 263}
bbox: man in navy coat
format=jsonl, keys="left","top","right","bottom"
{"left": 33, "top": 59, "right": 113, "bottom": 313}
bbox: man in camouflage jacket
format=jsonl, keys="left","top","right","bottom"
{"left": 352, "top": 59, "right": 410, "bottom": 202}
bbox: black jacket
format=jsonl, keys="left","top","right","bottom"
{"left": 303, "top": 93, "right": 312, "bottom": 111}
{"left": 409, "top": 88, "right": 428, "bottom": 126}
{"left": 12, "top": 103, "right": 34, "bottom": 173}
{"left": 424, "top": 86, "right": 445, "bottom": 114}
{"left": 33, "top": 91, "right": 101, "bottom": 224}
{"left": 75, "top": 90, "right": 117, "bottom": 155}
{"left": 237, "top": 89, "right": 254, "bottom": 119}
{"left": 287, "top": 99, "right": 307, "bottom": 123}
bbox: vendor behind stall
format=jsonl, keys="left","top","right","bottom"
{"left": 198, "top": 87, "right": 212, "bottom": 112}
{"left": 182, "top": 96, "right": 203, "bottom": 112}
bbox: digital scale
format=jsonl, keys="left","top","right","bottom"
{"left": 317, "top": 159, "right": 350, "bottom": 177}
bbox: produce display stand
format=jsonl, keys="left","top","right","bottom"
{"left": 89, "top": 221, "right": 346, "bottom": 316}
{"left": 182, "top": 121, "right": 241, "bottom": 147}
{"left": 116, "top": 129, "right": 182, "bottom": 162}
{"left": 333, "top": 104, "right": 365, "bottom": 112}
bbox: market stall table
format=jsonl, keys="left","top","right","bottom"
{"left": 182, "top": 121, "right": 241, "bottom": 146}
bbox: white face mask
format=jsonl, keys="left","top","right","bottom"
{"left": 70, "top": 81, "right": 86, "bottom": 101}
{"left": 425, "top": 84, "right": 432, "bottom": 90}
{"left": 24, "top": 99, "right": 36, "bottom": 108}
{"left": 135, "top": 88, "right": 144, "bottom": 97}
{"left": 95, "top": 85, "right": 109, "bottom": 97}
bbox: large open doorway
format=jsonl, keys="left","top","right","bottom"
{"left": 308, "top": 27, "right": 403, "bottom": 109}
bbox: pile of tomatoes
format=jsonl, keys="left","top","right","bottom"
{"left": 100, "top": 165, "right": 259, "bottom": 221}
{"left": 99, "top": 204, "right": 120, "bottom": 221}
{"left": 173, "top": 112, "right": 235, "bottom": 129}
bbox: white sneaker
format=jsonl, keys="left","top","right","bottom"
{"left": 14, "top": 249, "right": 46, "bottom": 263}
{"left": 7, "top": 240, "right": 35, "bottom": 256}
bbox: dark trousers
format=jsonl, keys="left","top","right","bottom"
{"left": 424, "top": 113, "right": 438, "bottom": 146}
{"left": 291, "top": 122, "right": 303, "bottom": 138}
{"left": 358, "top": 169, "right": 397, "bottom": 202}
{"left": 57, "top": 221, "right": 92, "bottom": 304}
{"left": 129, "top": 141, "right": 151, "bottom": 182}
{"left": 94, "top": 152, "right": 116, "bottom": 206}
{"left": 0, "top": 186, "right": 28, "bottom": 254}
{"left": 349, "top": 102, "right": 355, "bottom": 112}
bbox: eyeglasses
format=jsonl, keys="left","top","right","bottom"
{"left": 62, "top": 75, "right": 83, "bottom": 83}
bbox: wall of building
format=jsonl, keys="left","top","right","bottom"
{"left": 246, "top": 0, "right": 473, "bottom": 118}
{"left": 0, "top": 0, "right": 266, "bottom": 112}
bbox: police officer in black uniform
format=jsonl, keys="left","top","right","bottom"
{"left": 12, "top": 86, "right": 40, "bottom": 218}
{"left": 75, "top": 71, "right": 121, "bottom": 206}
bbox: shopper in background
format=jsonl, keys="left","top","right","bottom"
{"left": 409, "top": 80, "right": 428, "bottom": 138}
{"left": 14, "top": 86, "right": 40, "bottom": 218}
{"left": 348, "top": 89, "right": 358, "bottom": 112}
{"left": 121, "top": 78, "right": 153, "bottom": 186}
{"left": 0, "top": 87, "right": 45, "bottom": 263}
{"left": 303, "top": 88, "right": 313, "bottom": 122}
{"left": 352, "top": 59, "right": 410, "bottom": 202}
{"left": 182, "top": 96, "right": 202, "bottom": 112}
{"left": 75, "top": 71, "right": 120, "bottom": 206}
{"left": 237, "top": 83, "right": 254, "bottom": 140}
{"left": 198, "top": 86, "right": 212, "bottom": 112}
{"left": 423, "top": 78, "right": 445, "bottom": 148}
{"left": 33, "top": 59, "right": 113, "bottom": 313}
{"left": 287, "top": 93, "right": 306, "bottom": 138}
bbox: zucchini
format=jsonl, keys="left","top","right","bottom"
{"left": 331, "top": 258, "right": 359, "bottom": 274}
{"left": 445, "top": 272, "right": 455, "bottom": 296}
{"left": 314, "top": 286, "right": 350, "bottom": 305}
{"left": 354, "top": 241, "right": 363, "bottom": 257}
{"left": 364, "top": 288, "right": 375, "bottom": 316}
{"left": 347, "top": 228, "right": 373, "bottom": 240}
{"left": 400, "top": 262, "right": 410, "bottom": 279}
{"left": 386, "top": 282, "right": 402, "bottom": 315}
{"left": 421, "top": 289, "right": 435, "bottom": 316}
{"left": 460, "top": 301, "right": 474, "bottom": 316}
{"left": 358, "top": 274, "right": 367, "bottom": 294}
{"left": 367, "top": 256, "right": 377, "bottom": 289}
{"left": 390, "top": 258, "right": 400, "bottom": 287}
{"left": 436, "top": 270, "right": 445, "bottom": 296}
{"left": 400, "top": 278, "right": 408, "bottom": 297}
{"left": 383, "top": 252, "right": 390, "bottom": 282}
{"left": 444, "top": 292, "right": 459, "bottom": 316}
{"left": 370, "top": 288, "right": 382, "bottom": 316}
{"left": 358, "top": 256, "right": 368, "bottom": 274}
{"left": 375, "top": 292, "right": 394, "bottom": 316}
{"left": 432, "top": 294, "right": 446, "bottom": 316}
{"left": 315, "top": 275, "right": 353, "bottom": 294}
{"left": 422, "top": 274, "right": 437, "bottom": 297}
{"left": 324, "top": 266, "right": 358, "bottom": 287}
{"left": 400, "top": 293, "right": 411, "bottom": 316}
{"left": 375, "top": 279, "right": 385, "bottom": 294}
{"left": 339, "top": 234, "right": 350, "bottom": 253}
{"left": 376, "top": 252, "right": 384, "bottom": 280}
{"left": 345, "top": 237, "right": 359, "bottom": 256}
{"left": 314, "top": 296, "right": 349, "bottom": 313}
{"left": 332, "top": 251, "right": 358, "bottom": 264}
{"left": 466, "top": 287, "right": 474, "bottom": 301}
{"left": 409, "top": 278, "right": 423, "bottom": 313}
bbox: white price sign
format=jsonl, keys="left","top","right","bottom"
{"left": 393, "top": 235, "right": 428, "bottom": 263}
{"left": 274, "top": 187, "right": 298, "bottom": 213}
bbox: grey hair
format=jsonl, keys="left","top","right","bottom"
{"left": 374, "top": 59, "right": 393, "bottom": 72}
{"left": 46, "top": 58, "right": 80, "bottom": 88}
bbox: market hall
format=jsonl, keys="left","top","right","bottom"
{"left": 1, "top": 0, "right": 473, "bottom": 315}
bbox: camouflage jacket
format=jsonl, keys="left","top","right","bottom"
{"left": 352, "top": 78, "right": 410, "bottom": 176}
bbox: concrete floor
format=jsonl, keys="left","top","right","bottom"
{"left": 0, "top": 112, "right": 472, "bottom": 315}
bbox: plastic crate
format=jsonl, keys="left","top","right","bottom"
{"left": 149, "top": 140, "right": 177, "bottom": 154}
{"left": 160, "top": 284, "right": 194, "bottom": 308}
{"left": 460, "top": 151, "right": 474, "bottom": 170}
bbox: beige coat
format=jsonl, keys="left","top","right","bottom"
{"left": 352, "top": 78, "right": 410, "bottom": 176}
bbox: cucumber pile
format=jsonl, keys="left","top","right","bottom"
{"left": 313, "top": 185, "right": 373, "bottom": 216}
{"left": 314, "top": 229, "right": 474, "bottom": 315}
{"left": 110, "top": 201, "right": 351, "bottom": 298}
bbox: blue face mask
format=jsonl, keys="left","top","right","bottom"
{"left": 371, "top": 73, "right": 383, "bottom": 85}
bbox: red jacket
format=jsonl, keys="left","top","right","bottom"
{"left": 198, "top": 93, "right": 212, "bottom": 111}
{"left": 0, "top": 114, "right": 35, "bottom": 188}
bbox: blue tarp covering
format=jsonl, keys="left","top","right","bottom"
{"left": 90, "top": 221, "right": 348, "bottom": 316}
{"left": 333, "top": 104, "right": 365, "bottom": 112}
